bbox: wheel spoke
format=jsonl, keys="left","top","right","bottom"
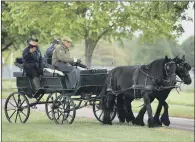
{"left": 18, "top": 94, "right": 20, "bottom": 99}
{"left": 6, "top": 108, "right": 16, "bottom": 111}
{"left": 12, "top": 95, "right": 18, "bottom": 106}
{"left": 64, "top": 108, "right": 73, "bottom": 112}
{"left": 61, "top": 115, "right": 64, "bottom": 124}
{"left": 18, "top": 112, "right": 23, "bottom": 123}
{"left": 69, "top": 114, "right": 73, "bottom": 118}
{"left": 20, "top": 111, "right": 27, "bottom": 117}
{"left": 56, "top": 112, "right": 63, "bottom": 120}
{"left": 15, "top": 112, "right": 19, "bottom": 123}
{"left": 65, "top": 117, "right": 69, "bottom": 123}
{"left": 8, "top": 102, "right": 16, "bottom": 107}
{"left": 59, "top": 106, "right": 64, "bottom": 109}
{"left": 98, "top": 111, "right": 103, "bottom": 120}
{"left": 9, "top": 110, "right": 16, "bottom": 119}
{"left": 18, "top": 94, "right": 21, "bottom": 104}
{"left": 95, "top": 109, "right": 100, "bottom": 112}
{"left": 19, "top": 100, "right": 26, "bottom": 107}
{"left": 63, "top": 101, "right": 66, "bottom": 110}
{"left": 60, "top": 100, "right": 64, "bottom": 106}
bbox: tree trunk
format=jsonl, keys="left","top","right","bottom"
{"left": 84, "top": 38, "right": 96, "bottom": 68}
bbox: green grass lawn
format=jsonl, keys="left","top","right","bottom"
{"left": 2, "top": 110, "right": 194, "bottom": 142}
{"left": 132, "top": 100, "right": 194, "bottom": 119}
{"left": 2, "top": 79, "right": 194, "bottom": 119}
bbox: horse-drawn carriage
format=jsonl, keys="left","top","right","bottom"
{"left": 4, "top": 60, "right": 116, "bottom": 124}
{"left": 4, "top": 55, "right": 191, "bottom": 128}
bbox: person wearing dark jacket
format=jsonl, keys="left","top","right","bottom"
{"left": 22, "top": 38, "right": 43, "bottom": 93}
{"left": 44, "top": 39, "right": 60, "bottom": 65}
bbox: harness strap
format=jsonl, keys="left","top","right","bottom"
{"left": 133, "top": 65, "right": 142, "bottom": 99}
{"left": 105, "top": 63, "right": 180, "bottom": 98}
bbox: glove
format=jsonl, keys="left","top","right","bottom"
{"left": 77, "top": 59, "right": 81, "bottom": 63}
{"left": 37, "top": 68, "right": 43, "bottom": 76}
{"left": 73, "top": 58, "right": 81, "bottom": 63}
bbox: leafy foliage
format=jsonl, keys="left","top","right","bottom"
{"left": 180, "top": 36, "right": 194, "bottom": 67}
{"left": 2, "top": 1, "right": 192, "bottom": 67}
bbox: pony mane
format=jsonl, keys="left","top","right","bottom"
{"left": 147, "top": 58, "right": 166, "bottom": 78}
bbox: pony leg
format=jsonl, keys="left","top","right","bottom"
{"left": 134, "top": 106, "right": 146, "bottom": 126}
{"left": 160, "top": 101, "right": 170, "bottom": 126}
{"left": 102, "top": 92, "right": 115, "bottom": 125}
{"left": 116, "top": 95, "right": 126, "bottom": 123}
{"left": 123, "top": 96, "right": 135, "bottom": 124}
{"left": 153, "top": 102, "right": 163, "bottom": 126}
{"left": 135, "top": 97, "right": 155, "bottom": 126}
{"left": 142, "top": 91, "right": 157, "bottom": 128}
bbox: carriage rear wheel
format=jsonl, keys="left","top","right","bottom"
{"left": 4, "top": 92, "right": 30, "bottom": 123}
{"left": 93, "top": 100, "right": 117, "bottom": 123}
{"left": 52, "top": 94, "right": 76, "bottom": 124}
{"left": 45, "top": 93, "right": 60, "bottom": 120}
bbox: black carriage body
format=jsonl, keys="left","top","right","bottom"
{"left": 75, "top": 69, "right": 107, "bottom": 95}
{"left": 13, "top": 72, "right": 65, "bottom": 98}
{"left": 13, "top": 69, "right": 108, "bottom": 97}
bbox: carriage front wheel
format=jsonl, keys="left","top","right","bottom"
{"left": 93, "top": 100, "right": 117, "bottom": 123}
{"left": 52, "top": 94, "right": 76, "bottom": 124}
{"left": 4, "top": 92, "right": 30, "bottom": 123}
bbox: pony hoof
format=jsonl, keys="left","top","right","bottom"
{"left": 149, "top": 124, "right": 161, "bottom": 128}
{"left": 154, "top": 117, "right": 162, "bottom": 126}
{"left": 161, "top": 118, "right": 170, "bottom": 126}
{"left": 161, "top": 116, "right": 170, "bottom": 126}
{"left": 134, "top": 117, "right": 145, "bottom": 126}
{"left": 148, "top": 118, "right": 159, "bottom": 128}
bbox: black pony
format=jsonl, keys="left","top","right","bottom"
{"left": 100, "top": 56, "right": 177, "bottom": 127}
{"left": 133, "top": 55, "right": 192, "bottom": 127}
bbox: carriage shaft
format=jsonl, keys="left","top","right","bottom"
{"left": 29, "top": 101, "right": 53, "bottom": 107}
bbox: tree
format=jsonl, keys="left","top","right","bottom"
{"left": 124, "top": 38, "right": 174, "bottom": 65}
{"left": 2, "top": 1, "right": 192, "bottom": 67}
{"left": 122, "top": 36, "right": 187, "bottom": 65}
{"left": 180, "top": 36, "right": 194, "bottom": 67}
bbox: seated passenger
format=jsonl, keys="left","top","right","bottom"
{"left": 44, "top": 38, "right": 60, "bottom": 65}
{"left": 52, "top": 36, "right": 81, "bottom": 89}
{"left": 22, "top": 37, "right": 43, "bottom": 95}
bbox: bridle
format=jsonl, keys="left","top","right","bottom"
{"left": 176, "top": 61, "right": 191, "bottom": 82}
{"left": 163, "top": 60, "right": 176, "bottom": 83}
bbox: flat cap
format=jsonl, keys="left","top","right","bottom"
{"left": 62, "top": 36, "right": 72, "bottom": 42}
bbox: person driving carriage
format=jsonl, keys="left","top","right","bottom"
{"left": 52, "top": 36, "right": 81, "bottom": 89}
{"left": 22, "top": 37, "right": 43, "bottom": 94}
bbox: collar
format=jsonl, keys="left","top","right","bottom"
{"left": 60, "top": 44, "right": 69, "bottom": 51}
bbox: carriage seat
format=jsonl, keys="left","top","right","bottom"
{"left": 12, "top": 71, "right": 54, "bottom": 77}
{"left": 13, "top": 72, "right": 26, "bottom": 77}
{"left": 13, "top": 68, "right": 65, "bottom": 78}
{"left": 43, "top": 68, "right": 65, "bottom": 76}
